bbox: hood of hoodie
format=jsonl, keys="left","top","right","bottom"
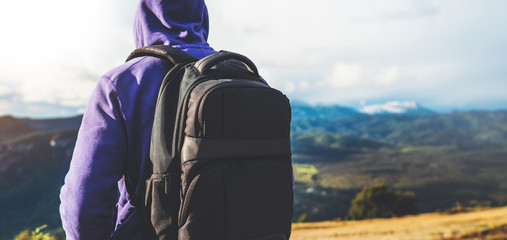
{"left": 134, "top": 0, "right": 214, "bottom": 58}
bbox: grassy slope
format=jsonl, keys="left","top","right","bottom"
{"left": 291, "top": 206, "right": 507, "bottom": 240}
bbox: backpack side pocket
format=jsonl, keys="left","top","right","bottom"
{"left": 145, "top": 173, "right": 180, "bottom": 239}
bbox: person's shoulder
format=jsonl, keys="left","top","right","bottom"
{"left": 101, "top": 56, "right": 171, "bottom": 87}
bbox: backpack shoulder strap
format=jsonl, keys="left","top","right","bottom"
{"left": 126, "top": 45, "right": 198, "bottom": 64}
{"left": 121, "top": 45, "right": 196, "bottom": 207}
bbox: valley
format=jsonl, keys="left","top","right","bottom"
{"left": 0, "top": 106, "right": 506, "bottom": 238}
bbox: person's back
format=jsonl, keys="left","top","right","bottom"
{"left": 59, "top": 0, "right": 215, "bottom": 239}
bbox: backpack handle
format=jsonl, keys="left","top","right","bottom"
{"left": 195, "top": 51, "right": 259, "bottom": 75}
{"left": 126, "top": 45, "right": 197, "bottom": 64}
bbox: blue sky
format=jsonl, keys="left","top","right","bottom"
{"left": 0, "top": 0, "right": 506, "bottom": 117}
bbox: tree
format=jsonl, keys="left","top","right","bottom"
{"left": 346, "top": 184, "right": 417, "bottom": 220}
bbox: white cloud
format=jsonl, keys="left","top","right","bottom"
{"left": 319, "top": 63, "right": 400, "bottom": 89}
{"left": 0, "top": 99, "right": 12, "bottom": 115}
{"left": 19, "top": 64, "right": 98, "bottom": 107}
{"left": 376, "top": 67, "right": 399, "bottom": 85}
{"left": 323, "top": 63, "right": 363, "bottom": 88}
{"left": 0, "top": 85, "right": 13, "bottom": 96}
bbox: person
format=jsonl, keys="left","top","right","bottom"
{"left": 59, "top": 0, "right": 216, "bottom": 239}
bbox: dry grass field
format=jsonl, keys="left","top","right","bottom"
{"left": 291, "top": 206, "right": 507, "bottom": 240}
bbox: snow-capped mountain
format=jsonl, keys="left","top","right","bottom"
{"left": 359, "top": 101, "right": 434, "bottom": 115}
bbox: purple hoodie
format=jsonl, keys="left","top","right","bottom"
{"left": 59, "top": 0, "right": 215, "bottom": 239}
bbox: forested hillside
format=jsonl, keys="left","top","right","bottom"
{"left": 0, "top": 116, "right": 78, "bottom": 237}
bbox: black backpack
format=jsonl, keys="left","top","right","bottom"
{"left": 124, "top": 45, "right": 293, "bottom": 240}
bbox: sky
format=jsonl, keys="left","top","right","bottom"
{"left": 0, "top": 0, "right": 506, "bottom": 118}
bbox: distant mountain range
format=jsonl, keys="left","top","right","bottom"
{"left": 19, "top": 115, "right": 82, "bottom": 131}
{"left": 290, "top": 100, "right": 435, "bottom": 120}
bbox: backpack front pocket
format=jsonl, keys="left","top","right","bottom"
{"left": 178, "top": 160, "right": 292, "bottom": 240}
